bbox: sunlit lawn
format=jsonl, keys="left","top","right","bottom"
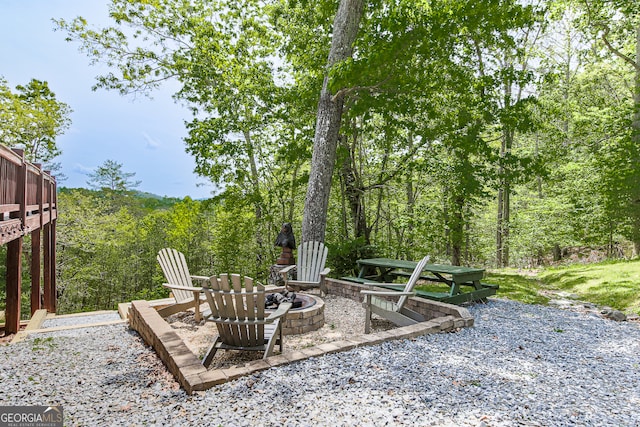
{"left": 536, "top": 259, "right": 640, "bottom": 314}
{"left": 484, "top": 270, "right": 549, "bottom": 306}
{"left": 482, "top": 259, "right": 640, "bottom": 315}
{"left": 415, "top": 269, "right": 550, "bottom": 305}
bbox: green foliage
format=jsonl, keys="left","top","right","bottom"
{"left": 53, "top": 189, "right": 216, "bottom": 313}
{"left": 0, "top": 77, "right": 71, "bottom": 174}
{"left": 47, "top": 0, "right": 640, "bottom": 276}
{"left": 326, "top": 237, "right": 378, "bottom": 277}
{"left": 210, "top": 206, "right": 256, "bottom": 276}
{"left": 86, "top": 159, "right": 141, "bottom": 192}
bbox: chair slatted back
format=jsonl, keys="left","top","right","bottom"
{"left": 203, "top": 274, "right": 265, "bottom": 348}
{"left": 157, "top": 248, "right": 195, "bottom": 304}
{"left": 396, "top": 255, "right": 430, "bottom": 311}
{"left": 297, "top": 241, "right": 328, "bottom": 283}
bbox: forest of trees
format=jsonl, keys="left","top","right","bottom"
{"left": 1, "top": 0, "right": 639, "bottom": 314}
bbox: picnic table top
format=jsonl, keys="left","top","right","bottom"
{"left": 347, "top": 258, "right": 497, "bottom": 305}
{"left": 356, "top": 258, "right": 485, "bottom": 275}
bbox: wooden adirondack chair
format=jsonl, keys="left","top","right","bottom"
{"left": 280, "top": 241, "right": 330, "bottom": 296}
{"left": 157, "top": 248, "right": 211, "bottom": 322}
{"left": 202, "top": 274, "right": 291, "bottom": 368}
{"left": 360, "top": 255, "right": 430, "bottom": 334}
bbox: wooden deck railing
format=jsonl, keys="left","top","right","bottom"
{"left": 1, "top": 144, "right": 57, "bottom": 335}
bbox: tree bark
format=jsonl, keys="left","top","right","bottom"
{"left": 632, "top": 22, "right": 640, "bottom": 255}
{"left": 405, "top": 133, "right": 415, "bottom": 259}
{"left": 340, "top": 129, "right": 369, "bottom": 243}
{"left": 496, "top": 186, "right": 504, "bottom": 267}
{"left": 243, "top": 130, "right": 264, "bottom": 273}
{"left": 301, "top": 0, "right": 364, "bottom": 243}
{"left": 451, "top": 196, "right": 465, "bottom": 266}
{"left": 496, "top": 77, "right": 514, "bottom": 268}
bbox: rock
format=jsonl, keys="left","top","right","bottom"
{"left": 601, "top": 309, "right": 627, "bottom": 322}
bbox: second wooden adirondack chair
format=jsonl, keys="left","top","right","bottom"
{"left": 360, "top": 255, "right": 431, "bottom": 334}
{"left": 280, "top": 241, "right": 330, "bottom": 296}
{"left": 202, "top": 274, "right": 291, "bottom": 368}
{"left": 157, "top": 248, "right": 212, "bottom": 322}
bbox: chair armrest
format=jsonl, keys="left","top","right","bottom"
{"left": 163, "top": 283, "right": 204, "bottom": 294}
{"left": 279, "top": 265, "right": 296, "bottom": 281}
{"left": 360, "top": 290, "right": 415, "bottom": 297}
{"left": 265, "top": 302, "right": 292, "bottom": 323}
{"left": 280, "top": 265, "right": 296, "bottom": 274}
{"left": 320, "top": 268, "right": 331, "bottom": 277}
{"left": 191, "top": 275, "right": 214, "bottom": 282}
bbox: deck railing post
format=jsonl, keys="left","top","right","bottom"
{"left": 30, "top": 163, "right": 44, "bottom": 314}
{"left": 50, "top": 219, "right": 57, "bottom": 313}
{"left": 5, "top": 148, "right": 27, "bottom": 334}
{"left": 6, "top": 237, "right": 23, "bottom": 334}
{"left": 42, "top": 174, "right": 57, "bottom": 313}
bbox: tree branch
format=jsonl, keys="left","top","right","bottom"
{"left": 600, "top": 26, "right": 640, "bottom": 72}
{"left": 330, "top": 78, "right": 389, "bottom": 102}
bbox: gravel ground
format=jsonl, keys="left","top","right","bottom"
{"left": 2, "top": 298, "right": 640, "bottom": 426}
{"left": 42, "top": 312, "right": 123, "bottom": 328}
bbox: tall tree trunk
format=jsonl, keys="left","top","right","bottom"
{"left": 465, "top": 206, "right": 471, "bottom": 264}
{"left": 444, "top": 188, "right": 451, "bottom": 258}
{"left": 496, "top": 186, "right": 504, "bottom": 267}
{"left": 340, "top": 130, "right": 369, "bottom": 243}
{"left": 451, "top": 196, "right": 465, "bottom": 266}
{"left": 287, "top": 161, "right": 301, "bottom": 221}
{"left": 496, "top": 76, "right": 514, "bottom": 268}
{"left": 244, "top": 130, "right": 264, "bottom": 273}
{"left": 503, "top": 167, "right": 511, "bottom": 266}
{"left": 405, "top": 133, "right": 415, "bottom": 259}
{"left": 632, "top": 22, "right": 640, "bottom": 256}
{"left": 339, "top": 173, "right": 350, "bottom": 238}
{"left": 302, "top": 0, "right": 364, "bottom": 243}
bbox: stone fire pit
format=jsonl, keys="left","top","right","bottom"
{"left": 266, "top": 291, "right": 325, "bottom": 335}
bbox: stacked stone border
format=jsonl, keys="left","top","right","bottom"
{"left": 128, "top": 278, "right": 475, "bottom": 394}
{"left": 268, "top": 287, "right": 325, "bottom": 335}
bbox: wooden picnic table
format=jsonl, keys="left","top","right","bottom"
{"left": 343, "top": 258, "right": 497, "bottom": 305}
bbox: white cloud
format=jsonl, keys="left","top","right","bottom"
{"left": 142, "top": 132, "right": 161, "bottom": 149}
{"left": 73, "top": 163, "right": 94, "bottom": 175}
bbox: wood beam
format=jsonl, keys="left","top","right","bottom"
{"left": 5, "top": 237, "right": 23, "bottom": 335}
{"left": 43, "top": 222, "right": 53, "bottom": 312}
{"left": 50, "top": 220, "right": 57, "bottom": 312}
{"left": 31, "top": 229, "right": 42, "bottom": 315}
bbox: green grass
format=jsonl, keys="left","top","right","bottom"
{"left": 413, "top": 270, "right": 549, "bottom": 305}
{"left": 482, "top": 259, "right": 640, "bottom": 315}
{"left": 537, "top": 258, "right": 640, "bottom": 315}
{"left": 484, "top": 271, "right": 549, "bottom": 306}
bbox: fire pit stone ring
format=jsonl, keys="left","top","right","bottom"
{"left": 265, "top": 290, "right": 325, "bottom": 335}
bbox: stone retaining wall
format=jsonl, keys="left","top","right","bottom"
{"left": 326, "top": 278, "right": 474, "bottom": 323}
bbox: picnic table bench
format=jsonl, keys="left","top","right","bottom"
{"left": 342, "top": 258, "right": 497, "bottom": 305}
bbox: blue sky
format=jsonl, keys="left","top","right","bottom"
{"left": 0, "top": 0, "right": 216, "bottom": 199}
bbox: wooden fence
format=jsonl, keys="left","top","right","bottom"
{"left": 1, "top": 144, "right": 57, "bottom": 335}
